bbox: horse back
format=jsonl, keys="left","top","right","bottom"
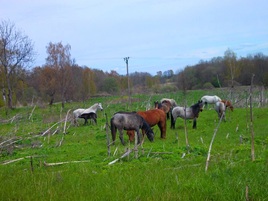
{"left": 137, "top": 109, "right": 166, "bottom": 126}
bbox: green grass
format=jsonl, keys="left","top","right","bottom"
{"left": 0, "top": 90, "right": 267, "bottom": 200}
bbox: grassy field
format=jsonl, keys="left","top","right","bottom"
{"left": 0, "top": 89, "right": 267, "bottom": 201}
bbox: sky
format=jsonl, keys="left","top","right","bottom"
{"left": 1, "top": 0, "right": 268, "bottom": 75}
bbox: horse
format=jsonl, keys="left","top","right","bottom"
{"left": 215, "top": 101, "right": 226, "bottom": 121}
{"left": 73, "top": 103, "right": 103, "bottom": 125}
{"left": 160, "top": 98, "right": 178, "bottom": 107}
{"left": 110, "top": 112, "right": 154, "bottom": 145}
{"left": 200, "top": 95, "right": 221, "bottom": 109}
{"left": 221, "top": 100, "right": 234, "bottom": 111}
{"left": 126, "top": 109, "right": 166, "bottom": 142}
{"left": 154, "top": 100, "right": 172, "bottom": 119}
{"left": 79, "top": 112, "right": 97, "bottom": 125}
{"left": 215, "top": 100, "right": 234, "bottom": 121}
{"left": 171, "top": 100, "right": 203, "bottom": 129}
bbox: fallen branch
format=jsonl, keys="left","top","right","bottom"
{"left": 108, "top": 148, "right": 132, "bottom": 165}
{"left": 28, "top": 105, "right": 36, "bottom": 120}
{"left": 0, "top": 138, "right": 22, "bottom": 149}
{"left": 2, "top": 156, "right": 31, "bottom": 165}
{"left": 63, "top": 109, "right": 71, "bottom": 134}
{"left": 43, "top": 160, "right": 91, "bottom": 167}
{"left": 41, "top": 119, "right": 65, "bottom": 136}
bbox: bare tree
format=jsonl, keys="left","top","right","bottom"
{"left": 0, "top": 20, "right": 35, "bottom": 108}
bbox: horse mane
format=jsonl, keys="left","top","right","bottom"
{"left": 140, "top": 117, "right": 154, "bottom": 142}
{"left": 190, "top": 101, "right": 203, "bottom": 116}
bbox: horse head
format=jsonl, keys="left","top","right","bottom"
{"left": 198, "top": 100, "right": 204, "bottom": 112}
{"left": 141, "top": 119, "right": 154, "bottom": 142}
{"left": 98, "top": 103, "right": 103, "bottom": 111}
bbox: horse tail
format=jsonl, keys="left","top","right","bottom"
{"left": 110, "top": 117, "right": 117, "bottom": 143}
{"left": 193, "top": 118, "right": 197, "bottom": 129}
{"left": 170, "top": 108, "right": 176, "bottom": 129}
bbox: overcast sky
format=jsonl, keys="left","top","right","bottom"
{"left": 1, "top": 0, "right": 268, "bottom": 75}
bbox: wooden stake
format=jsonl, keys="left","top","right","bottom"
{"left": 205, "top": 112, "right": 224, "bottom": 172}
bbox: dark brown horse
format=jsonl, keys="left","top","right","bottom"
{"left": 126, "top": 109, "right": 167, "bottom": 142}
{"left": 154, "top": 100, "right": 172, "bottom": 119}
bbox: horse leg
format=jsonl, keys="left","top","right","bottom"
{"left": 119, "top": 129, "right": 125, "bottom": 145}
{"left": 135, "top": 129, "right": 141, "bottom": 144}
{"left": 158, "top": 121, "right": 166, "bottom": 139}
{"left": 84, "top": 117, "right": 88, "bottom": 125}
{"left": 93, "top": 117, "right": 97, "bottom": 125}
{"left": 171, "top": 117, "right": 176, "bottom": 129}
{"left": 193, "top": 118, "right": 197, "bottom": 129}
{"left": 127, "top": 130, "right": 135, "bottom": 142}
{"left": 111, "top": 121, "right": 117, "bottom": 145}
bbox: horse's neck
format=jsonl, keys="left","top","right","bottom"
{"left": 141, "top": 121, "right": 150, "bottom": 132}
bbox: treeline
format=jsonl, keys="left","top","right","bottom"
{"left": 175, "top": 50, "right": 268, "bottom": 90}
{"left": 1, "top": 20, "right": 268, "bottom": 108}
{"left": 4, "top": 50, "right": 268, "bottom": 108}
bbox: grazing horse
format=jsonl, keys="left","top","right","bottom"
{"left": 200, "top": 95, "right": 221, "bottom": 109}
{"left": 110, "top": 112, "right": 154, "bottom": 145}
{"left": 160, "top": 98, "right": 177, "bottom": 107}
{"left": 73, "top": 103, "right": 103, "bottom": 125}
{"left": 154, "top": 100, "right": 172, "bottom": 119}
{"left": 221, "top": 100, "right": 234, "bottom": 111}
{"left": 215, "top": 100, "right": 234, "bottom": 121}
{"left": 171, "top": 101, "right": 203, "bottom": 129}
{"left": 126, "top": 109, "right": 166, "bottom": 142}
{"left": 215, "top": 101, "right": 226, "bottom": 121}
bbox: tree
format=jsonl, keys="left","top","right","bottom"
{"left": 0, "top": 20, "right": 35, "bottom": 108}
{"left": 224, "top": 48, "right": 240, "bottom": 87}
{"left": 45, "top": 42, "right": 73, "bottom": 108}
{"left": 102, "top": 77, "right": 119, "bottom": 94}
{"left": 39, "top": 66, "right": 58, "bottom": 105}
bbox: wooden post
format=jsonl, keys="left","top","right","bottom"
{"left": 124, "top": 57, "right": 131, "bottom": 109}
{"left": 205, "top": 112, "right": 224, "bottom": 172}
{"left": 105, "top": 113, "right": 110, "bottom": 157}
{"left": 249, "top": 74, "right": 255, "bottom": 161}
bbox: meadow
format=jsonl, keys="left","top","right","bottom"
{"left": 0, "top": 88, "right": 267, "bottom": 201}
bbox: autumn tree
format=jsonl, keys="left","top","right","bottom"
{"left": 38, "top": 66, "right": 58, "bottom": 105}
{"left": 45, "top": 42, "right": 73, "bottom": 108}
{"left": 0, "top": 20, "right": 35, "bottom": 108}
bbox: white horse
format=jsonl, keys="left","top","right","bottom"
{"left": 160, "top": 98, "right": 178, "bottom": 107}
{"left": 200, "top": 95, "right": 222, "bottom": 109}
{"left": 73, "top": 103, "right": 103, "bottom": 125}
{"left": 215, "top": 101, "right": 226, "bottom": 121}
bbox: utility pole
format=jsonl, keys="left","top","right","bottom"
{"left": 124, "top": 57, "right": 131, "bottom": 108}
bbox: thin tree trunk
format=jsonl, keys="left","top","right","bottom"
{"left": 7, "top": 87, "right": 12, "bottom": 109}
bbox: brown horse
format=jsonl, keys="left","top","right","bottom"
{"left": 221, "top": 100, "right": 234, "bottom": 111}
{"left": 154, "top": 100, "right": 172, "bottom": 119}
{"left": 126, "top": 109, "right": 167, "bottom": 142}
